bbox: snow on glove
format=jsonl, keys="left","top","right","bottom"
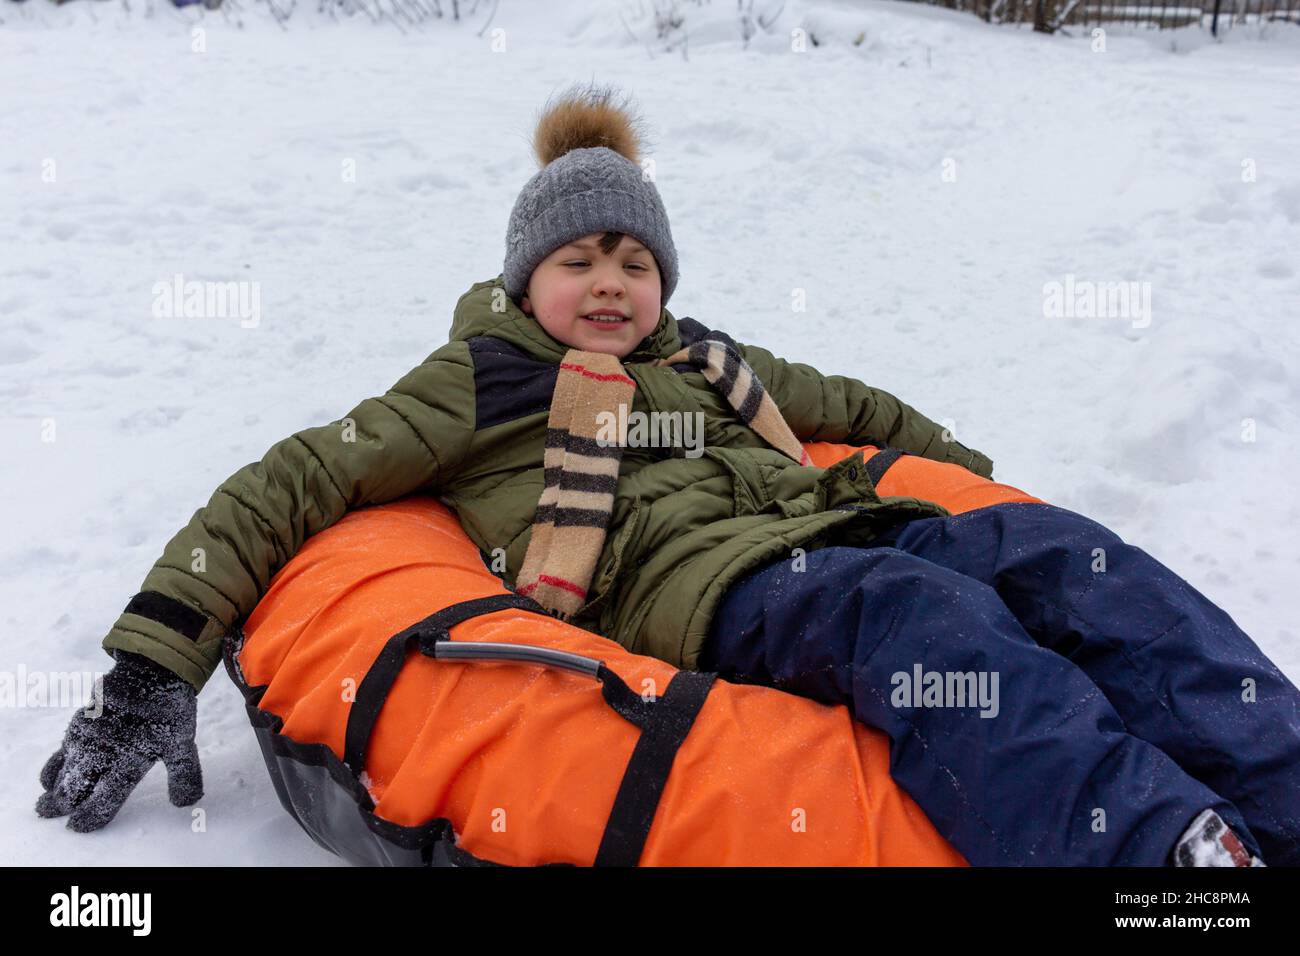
{"left": 35, "top": 650, "right": 202, "bottom": 832}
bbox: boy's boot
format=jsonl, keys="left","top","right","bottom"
{"left": 1172, "top": 809, "right": 1266, "bottom": 867}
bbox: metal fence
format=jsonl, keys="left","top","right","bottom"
{"left": 907, "top": 0, "right": 1300, "bottom": 32}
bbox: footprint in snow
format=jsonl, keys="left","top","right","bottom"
{"left": 1257, "top": 259, "right": 1294, "bottom": 280}
{"left": 0, "top": 342, "right": 40, "bottom": 365}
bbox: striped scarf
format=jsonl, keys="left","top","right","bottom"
{"left": 516, "top": 339, "right": 808, "bottom": 620}
{"left": 515, "top": 352, "right": 636, "bottom": 620}
{"left": 657, "top": 339, "right": 812, "bottom": 468}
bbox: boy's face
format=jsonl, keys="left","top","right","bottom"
{"left": 520, "top": 232, "right": 662, "bottom": 359}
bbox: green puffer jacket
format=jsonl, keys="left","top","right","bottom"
{"left": 102, "top": 276, "right": 994, "bottom": 692}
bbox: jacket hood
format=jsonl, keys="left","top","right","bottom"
{"left": 448, "top": 275, "right": 684, "bottom": 364}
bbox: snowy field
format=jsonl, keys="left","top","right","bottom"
{"left": 2, "top": 0, "right": 1298, "bottom": 865}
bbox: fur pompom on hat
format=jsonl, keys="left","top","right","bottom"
{"left": 503, "top": 83, "right": 679, "bottom": 307}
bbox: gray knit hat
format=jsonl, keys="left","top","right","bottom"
{"left": 504, "top": 84, "right": 679, "bottom": 307}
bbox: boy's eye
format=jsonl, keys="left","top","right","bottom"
{"left": 564, "top": 261, "right": 648, "bottom": 271}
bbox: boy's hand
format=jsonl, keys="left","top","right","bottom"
{"left": 35, "top": 651, "right": 202, "bottom": 832}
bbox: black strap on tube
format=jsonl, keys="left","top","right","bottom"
{"left": 341, "top": 593, "right": 717, "bottom": 868}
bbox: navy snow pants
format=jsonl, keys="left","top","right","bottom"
{"left": 701, "top": 502, "right": 1300, "bottom": 866}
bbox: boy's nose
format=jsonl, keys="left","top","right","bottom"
{"left": 591, "top": 271, "right": 626, "bottom": 295}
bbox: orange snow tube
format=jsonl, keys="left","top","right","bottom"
{"left": 803, "top": 442, "right": 1043, "bottom": 514}
{"left": 225, "top": 441, "right": 1037, "bottom": 867}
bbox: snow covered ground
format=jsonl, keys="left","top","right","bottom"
{"left": 2, "top": 0, "right": 1297, "bottom": 866}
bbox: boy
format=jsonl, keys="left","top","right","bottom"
{"left": 37, "top": 85, "right": 1300, "bottom": 867}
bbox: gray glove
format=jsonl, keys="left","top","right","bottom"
{"left": 35, "top": 650, "right": 203, "bottom": 831}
